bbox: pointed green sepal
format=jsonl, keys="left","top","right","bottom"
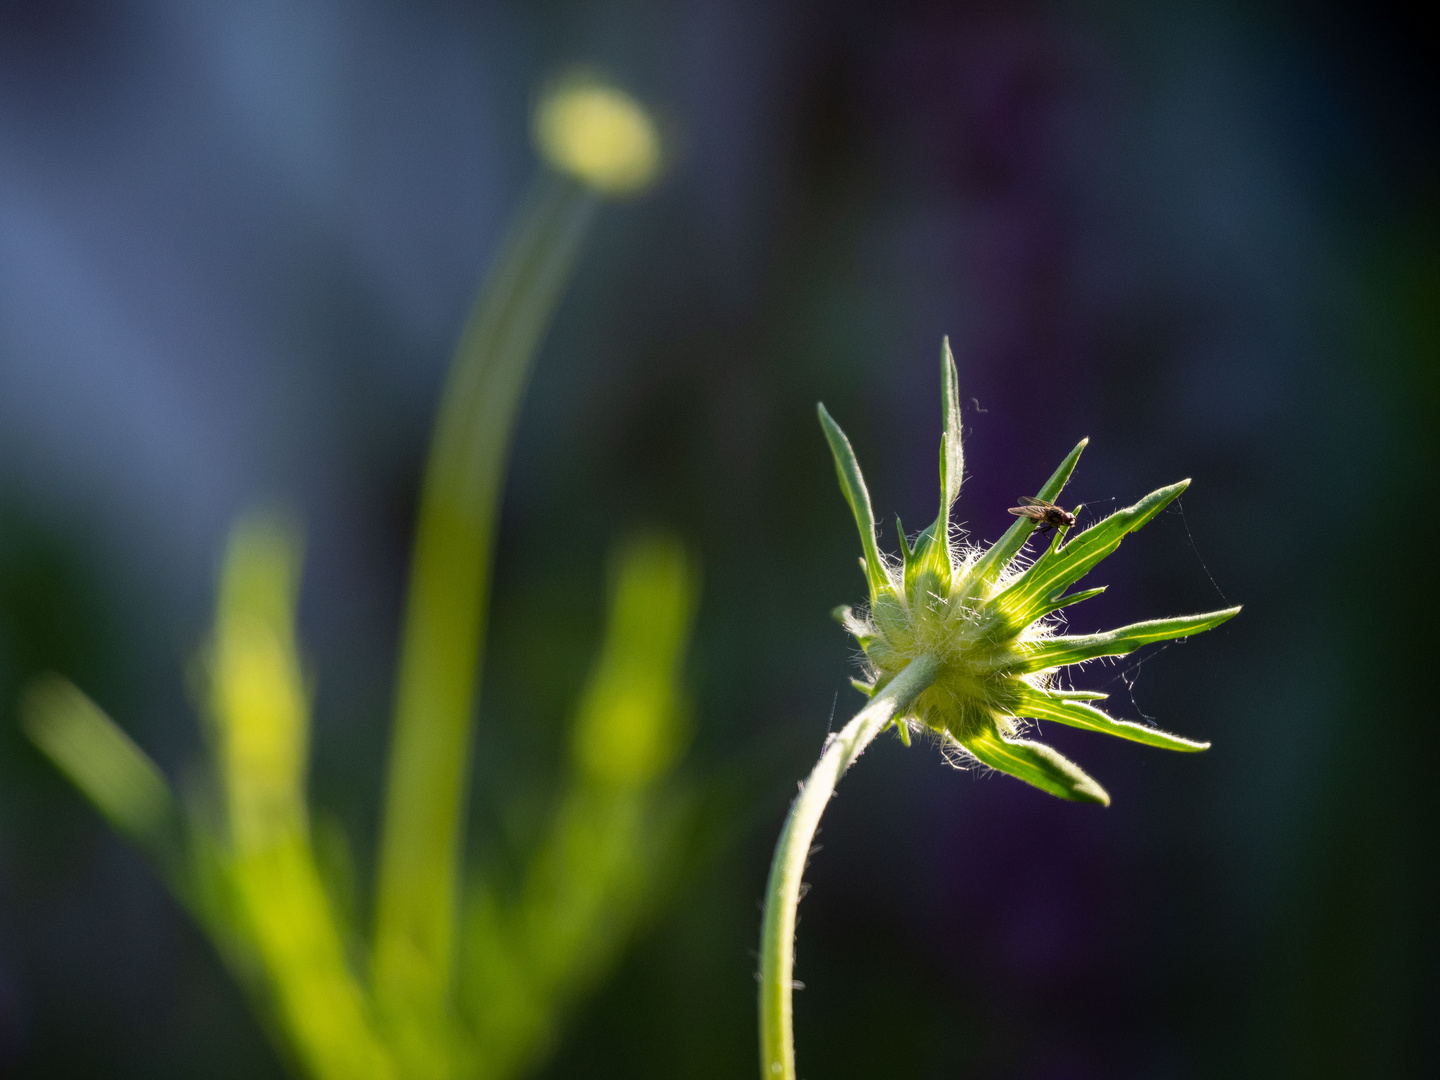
{"left": 1014, "top": 606, "right": 1242, "bottom": 672}
{"left": 966, "top": 437, "right": 1088, "bottom": 592}
{"left": 850, "top": 677, "right": 876, "bottom": 699}
{"left": 1015, "top": 686, "right": 1209, "bottom": 751}
{"left": 834, "top": 604, "right": 877, "bottom": 651}
{"left": 903, "top": 342, "right": 964, "bottom": 599}
{"left": 995, "top": 480, "right": 1189, "bottom": 622}
{"left": 818, "top": 403, "right": 890, "bottom": 602}
{"left": 893, "top": 719, "right": 912, "bottom": 746}
{"left": 1045, "top": 688, "right": 1110, "bottom": 702}
{"left": 982, "top": 520, "right": 1069, "bottom": 617}
{"left": 961, "top": 725, "right": 1110, "bottom": 805}
{"left": 1030, "top": 586, "right": 1107, "bottom": 620}
{"left": 895, "top": 516, "right": 912, "bottom": 563}
{"left": 937, "top": 338, "right": 963, "bottom": 515}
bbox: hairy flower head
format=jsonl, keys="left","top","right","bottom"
{"left": 824, "top": 341, "right": 1239, "bottom": 805}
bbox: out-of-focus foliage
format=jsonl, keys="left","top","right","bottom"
{"left": 461, "top": 536, "right": 697, "bottom": 1080}
{"left": 21, "top": 677, "right": 179, "bottom": 863}
{"left": 21, "top": 77, "right": 700, "bottom": 1080}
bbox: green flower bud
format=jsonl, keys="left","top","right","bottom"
{"left": 821, "top": 339, "right": 1240, "bottom": 805}
{"left": 534, "top": 72, "right": 664, "bottom": 197}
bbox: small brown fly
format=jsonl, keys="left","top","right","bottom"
{"left": 1008, "top": 496, "right": 1076, "bottom": 535}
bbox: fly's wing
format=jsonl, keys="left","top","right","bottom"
{"left": 1008, "top": 506, "right": 1046, "bottom": 520}
{"left": 1016, "top": 495, "right": 1060, "bottom": 509}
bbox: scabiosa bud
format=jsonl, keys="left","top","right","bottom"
{"left": 534, "top": 71, "right": 664, "bottom": 197}
{"left": 822, "top": 340, "right": 1239, "bottom": 805}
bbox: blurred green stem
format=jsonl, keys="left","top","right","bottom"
{"left": 211, "top": 521, "right": 397, "bottom": 1080}
{"left": 373, "top": 173, "right": 598, "bottom": 1028}
{"left": 460, "top": 535, "right": 697, "bottom": 1080}
{"left": 757, "top": 655, "right": 939, "bottom": 1080}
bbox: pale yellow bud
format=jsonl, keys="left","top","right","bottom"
{"left": 534, "top": 75, "right": 663, "bottom": 196}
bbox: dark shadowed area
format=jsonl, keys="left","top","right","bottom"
{"left": 2, "top": 1, "right": 1436, "bottom": 1077}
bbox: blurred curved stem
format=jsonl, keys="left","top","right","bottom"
{"left": 758, "top": 655, "right": 939, "bottom": 1080}
{"left": 372, "top": 172, "right": 598, "bottom": 1033}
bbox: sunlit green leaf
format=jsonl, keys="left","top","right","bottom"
{"left": 1014, "top": 607, "right": 1242, "bottom": 672}
{"left": 1015, "top": 685, "right": 1209, "bottom": 751}
{"left": 895, "top": 516, "right": 912, "bottom": 564}
{"left": 903, "top": 342, "right": 964, "bottom": 598}
{"left": 850, "top": 678, "right": 876, "bottom": 699}
{"left": 964, "top": 437, "right": 1088, "bottom": 594}
{"left": 1046, "top": 688, "right": 1110, "bottom": 702}
{"left": 995, "top": 480, "right": 1188, "bottom": 623}
{"left": 961, "top": 726, "right": 1109, "bottom": 805}
{"left": 818, "top": 403, "right": 889, "bottom": 602}
{"left": 1029, "top": 585, "right": 1108, "bottom": 620}
{"left": 937, "top": 337, "right": 963, "bottom": 515}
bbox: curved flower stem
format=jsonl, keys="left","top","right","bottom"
{"left": 758, "top": 654, "right": 941, "bottom": 1080}
{"left": 373, "top": 174, "right": 597, "bottom": 1039}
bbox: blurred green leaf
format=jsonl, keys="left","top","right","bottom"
{"left": 207, "top": 517, "right": 397, "bottom": 1080}
{"left": 21, "top": 675, "right": 181, "bottom": 869}
{"left": 24, "top": 77, "right": 695, "bottom": 1080}
{"left": 461, "top": 533, "right": 699, "bottom": 1080}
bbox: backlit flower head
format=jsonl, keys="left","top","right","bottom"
{"left": 824, "top": 340, "right": 1239, "bottom": 805}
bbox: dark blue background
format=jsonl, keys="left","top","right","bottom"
{"left": 2, "top": 2, "right": 1435, "bottom": 1076}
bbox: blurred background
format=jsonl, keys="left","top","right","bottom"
{"left": 1, "top": 0, "right": 1435, "bottom": 1077}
